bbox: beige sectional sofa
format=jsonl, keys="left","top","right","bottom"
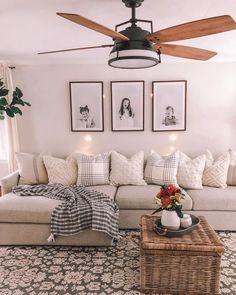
{"left": 0, "top": 170, "right": 235, "bottom": 246}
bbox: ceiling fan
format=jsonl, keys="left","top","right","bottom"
{"left": 38, "top": 0, "right": 236, "bottom": 69}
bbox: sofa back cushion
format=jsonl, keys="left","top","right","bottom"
{"left": 110, "top": 151, "right": 146, "bottom": 186}
{"left": 43, "top": 155, "right": 77, "bottom": 186}
{"left": 16, "top": 152, "right": 48, "bottom": 185}
{"left": 76, "top": 152, "right": 110, "bottom": 186}
{"left": 177, "top": 152, "right": 206, "bottom": 189}
{"left": 202, "top": 150, "right": 230, "bottom": 188}
{"left": 227, "top": 149, "right": 236, "bottom": 186}
{"left": 144, "top": 150, "right": 179, "bottom": 186}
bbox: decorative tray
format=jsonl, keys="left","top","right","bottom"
{"left": 154, "top": 214, "right": 200, "bottom": 237}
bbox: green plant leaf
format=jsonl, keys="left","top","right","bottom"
{"left": 0, "top": 80, "right": 3, "bottom": 87}
{"left": 11, "top": 106, "right": 22, "bottom": 115}
{"left": 0, "top": 88, "right": 9, "bottom": 96}
{"left": 14, "top": 97, "right": 24, "bottom": 106}
{"left": 23, "top": 101, "right": 31, "bottom": 106}
{"left": 0, "top": 106, "right": 6, "bottom": 111}
{"left": 0, "top": 115, "right": 4, "bottom": 120}
{"left": 5, "top": 108, "right": 15, "bottom": 117}
{"left": 11, "top": 96, "right": 18, "bottom": 106}
{"left": 15, "top": 87, "right": 23, "bottom": 98}
{"left": 0, "top": 97, "right": 8, "bottom": 106}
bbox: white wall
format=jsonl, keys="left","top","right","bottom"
{"left": 12, "top": 62, "right": 236, "bottom": 158}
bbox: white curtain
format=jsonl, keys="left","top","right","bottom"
{"left": 0, "top": 64, "right": 19, "bottom": 172}
{"left": 0, "top": 120, "right": 7, "bottom": 160}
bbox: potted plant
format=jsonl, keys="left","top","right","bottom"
{"left": 0, "top": 79, "right": 31, "bottom": 120}
{"left": 152, "top": 184, "right": 184, "bottom": 230}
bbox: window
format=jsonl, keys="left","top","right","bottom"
{"left": 0, "top": 120, "right": 7, "bottom": 160}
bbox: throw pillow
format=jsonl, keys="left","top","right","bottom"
{"left": 227, "top": 149, "right": 236, "bottom": 186}
{"left": 76, "top": 152, "right": 110, "bottom": 186}
{"left": 43, "top": 155, "right": 77, "bottom": 186}
{"left": 202, "top": 150, "right": 230, "bottom": 188}
{"left": 16, "top": 152, "right": 49, "bottom": 185}
{"left": 177, "top": 152, "right": 206, "bottom": 189}
{"left": 144, "top": 150, "right": 179, "bottom": 186}
{"left": 110, "top": 151, "right": 146, "bottom": 186}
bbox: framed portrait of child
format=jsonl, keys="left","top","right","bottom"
{"left": 111, "top": 81, "right": 144, "bottom": 131}
{"left": 69, "top": 81, "right": 104, "bottom": 132}
{"left": 152, "top": 80, "right": 187, "bottom": 132}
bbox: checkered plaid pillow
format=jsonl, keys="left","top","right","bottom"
{"left": 76, "top": 152, "right": 110, "bottom": 186}
{"left": 144, "top": 150, "right": 179, "bottom": 186}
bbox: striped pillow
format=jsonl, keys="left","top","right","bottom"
{"left": 76, "top": 152, "right": 110, "bottom": 186}
{"left": 144, "top": 150, "right": 179, "bottom": 186}
{"left": 227, "top": 149, "right": 236, "bottom": 186}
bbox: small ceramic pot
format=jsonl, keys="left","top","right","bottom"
{"left": 161, "top": 210, "right": 180, "bottom": 230}
{"left": 181, "top": 214, "right": 192, "bottom": 228}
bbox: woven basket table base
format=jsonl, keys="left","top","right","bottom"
{"left": 140, "top": 215, "right": 224, "bottom": 295}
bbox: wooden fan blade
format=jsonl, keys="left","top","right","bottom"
{"left": 147, "top": 15, "right": 236, "bottom": 43}
{"left": 57, "top": 12, "right": 129, "bottom": 41}
{"left": 156, "top": 44, "right": 217, "bottom": 60}
{"left": 38, "top": 44, "right": 113, "bottom": 55}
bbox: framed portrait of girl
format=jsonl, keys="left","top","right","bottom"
{"left": 69, "top": 81, "right": 104, "bottom": 132}
{"left": 152, "top": 80, "right": 187, "bottom": 132}
{"left": 111, "top": 81, "right": 144, "bottom": 131}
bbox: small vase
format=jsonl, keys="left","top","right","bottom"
{"left": 161, "top": 210, "right": 180, "bottom": 230}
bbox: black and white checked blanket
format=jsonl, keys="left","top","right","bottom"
{"left": 12, "top": 184, "right": 119, "bottom": 241}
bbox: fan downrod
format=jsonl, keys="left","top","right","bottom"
{"left": 122, "top": 0, "right": 144, "bottom": 8}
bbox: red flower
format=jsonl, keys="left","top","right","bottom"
{"left": 160, "top": 189, "right": 169, "bottom": 197}
{"left": 168, "top": 184, "right": 176, "bottom": 194}
{"left": 161, "top": 195, "right": 172, "bottom": 208}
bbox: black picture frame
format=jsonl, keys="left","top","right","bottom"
{"left": 152, "top": 80, "right": 187, "bottom": 132}
{"left": 69, "top": 81, "right": 104, "bottom": 132}
{"left": 111, "top": 80, "right": 145, "bottom": 131}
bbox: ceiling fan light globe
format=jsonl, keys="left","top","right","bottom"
{"left": 109, "top": 49, "right": 159, "bottom": 69}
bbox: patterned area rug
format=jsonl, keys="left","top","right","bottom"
{"left": 0, "top": 231, "right": 235, "bottom": 295}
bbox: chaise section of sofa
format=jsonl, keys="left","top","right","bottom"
{"left": 0, "top": 175, "right": 117, "bottom": 246}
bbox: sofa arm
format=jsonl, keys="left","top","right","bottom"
{"left": 1, "top": 171, "right": 20, "bottom": 195}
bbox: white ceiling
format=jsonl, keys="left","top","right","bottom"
{"left": 1, "top": 0, "right": 236, "bottom": 64}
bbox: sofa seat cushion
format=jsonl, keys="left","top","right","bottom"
{"left": 0, "top": 185, "right": 117, "bottom": 224}
{"left": 115, "top": 185, "right": 192, "bottom": 210}
{"left": 187, "top": 186, "right": 236, "bottom": 211}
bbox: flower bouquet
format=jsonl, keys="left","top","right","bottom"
{"left": 152, "top": 184, "right": 185, "bottom": 230}
{"left": 153, "top": 184, "right": 184, "bottom": 217}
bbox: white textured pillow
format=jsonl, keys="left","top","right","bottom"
{"left": 144, "top": 150, "right": 179, "bottom": 186}
{"left": 16, "top": 152, "right": 49, "bottom": 185}
{"left": 227, "top": 149, "right": 236, "bottom": 186}
{"left": 110, "top": 151, "right": 146, "bottom": 186}
{"left": 43, "top": 155, "right": 77, "bottom": 186}
{"left": 202, "top": 150, "right": 230, "bottom": 188}
{"left": 76, "top": 152, "right": 110, "bottom": 186}
{"left": 177, "top": 152, "right": 206, "bottom": 189}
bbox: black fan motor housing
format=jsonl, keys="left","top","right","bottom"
{"left": 111, "top": 26, "right": 155, "bottom": 53}
{"left": 122, "top": 0, "right": 144, "bottom": 8}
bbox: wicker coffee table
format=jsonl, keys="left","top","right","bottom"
{"left": 140, "top": 215, "right": 224, "bottom": 295}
